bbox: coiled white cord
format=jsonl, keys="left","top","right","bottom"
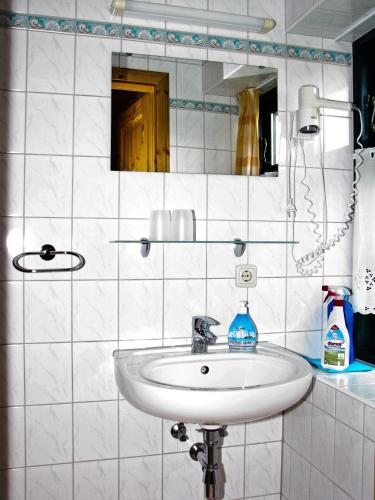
{"left": 288, "top": 107, "right": 364, "bottom": 276}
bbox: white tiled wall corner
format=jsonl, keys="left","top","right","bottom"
{"left": 283, "top": 377, "right": 375, "bottom": 500}
{"left": 0, "top": 0, "right": 356, "bottom": 497}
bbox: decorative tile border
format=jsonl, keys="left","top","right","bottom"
{"left": 0, "top": 10, "right": 351, "bottom": 66}
{"left": 170, "top": 98, "right": 238, "bottom": 114}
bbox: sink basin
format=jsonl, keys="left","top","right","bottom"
{"left": 113, "top": 342, "right": 312, "bottom": 425}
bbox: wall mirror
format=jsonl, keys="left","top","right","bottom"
{"left": 111, "top": 52, "right": 279, "bottom": 176}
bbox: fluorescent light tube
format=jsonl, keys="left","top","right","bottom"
{"left": 112, "top": 0, "right": 276, "bottom": 34}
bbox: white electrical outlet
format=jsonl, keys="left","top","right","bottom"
{"left": 235, "top": 265, "right": 257, "bottom": 288}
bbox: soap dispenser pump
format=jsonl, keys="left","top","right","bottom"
{"left": 228, "top": 300, "right": 257, "bottom": 352}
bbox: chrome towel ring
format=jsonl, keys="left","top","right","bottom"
{"left": 13, "top": 244, "right": 85, "bottom": 273}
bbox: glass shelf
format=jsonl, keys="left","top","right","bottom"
{"left": 110, "top": 238, "right": 298, "bottom": 258}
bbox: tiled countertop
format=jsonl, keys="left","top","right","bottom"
{"left": 313, "top": 368, "right": 375, "bottom": 408}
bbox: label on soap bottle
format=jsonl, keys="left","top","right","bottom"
{"left": 228, "top": 326, "right": 256, "bottom": 350}
{"left": 323, "top": 325, "right": 345, "bottom": 367}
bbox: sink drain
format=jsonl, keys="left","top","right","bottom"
{"left": 201, "top": 365, "right": 209, "bottom": 374}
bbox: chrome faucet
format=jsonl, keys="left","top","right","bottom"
{"left": 192, "top": 316, "right": 220, "bottom": 354}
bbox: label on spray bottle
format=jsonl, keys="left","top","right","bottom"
{"left": 323, "top": 325, "right": 345, "bottom": 367}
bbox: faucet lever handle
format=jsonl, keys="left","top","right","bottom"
{"left": 192, "top": 316, "right": 220, "bottom": 341}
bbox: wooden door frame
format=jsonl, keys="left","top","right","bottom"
{"left": 112, "top": 67, "right": 170, "bottom": 172}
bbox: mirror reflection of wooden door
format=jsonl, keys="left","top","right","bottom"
{"left": 119, "top": 93, "right": 154, "bottom": 171}
{"left": 112, "top": 68, "right": 169, "bottom": 172}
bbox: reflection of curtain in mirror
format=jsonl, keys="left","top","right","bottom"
{"left": 236, "top": 88, "right": 260, "bottom": 176}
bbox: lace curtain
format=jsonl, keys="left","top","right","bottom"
{"left": 353, "top": 147, "right": 375, "bottom": 314}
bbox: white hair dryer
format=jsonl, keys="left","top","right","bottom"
{"left": 296, "top": 84, "right": 355, "bottom": 137}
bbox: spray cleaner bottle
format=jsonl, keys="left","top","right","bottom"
{"left": 321, "top": 286, "right": 354, "bottom": 370}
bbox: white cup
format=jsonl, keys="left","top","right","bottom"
{"left": 171, "top": 209, "right": 196, "bottom": 241}
{"left": 149, "top": 210, "right": 171, "bottom": 241}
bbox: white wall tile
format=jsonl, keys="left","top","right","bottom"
{"left": 208, "top": 175, "right": 248, "bottom": 220}
{"left": 0, "top": 281, "right": 23, "bottom": 344}
{"left": 283, "top": 399, "right": 312, "bottom": 461}
{"left": 0, "top": 28, "right": 27, "bottom": 91}
{"left": 205, "top": 112, "right": 231, "bottom": 150}
{"left": 335, "top": 389, "right": 364, "bottom": 433}
{"left": 312, "top": 379, "right": 336, "bottom": 417}
{"left": 73, "top": 280, "right": 118, "bottom": 341}
{"left": 0, "top": 406, "right": 25, "bottom": 468}
{"left": 75, "top": 36, "right": 120, "bottom": 96}
{"left": 26, "top": 404, "right": 73, "bottom": 466}
{"left": 221, "top": 445, "right": 245, "bottom": 499}
{"left": 164, "top": 279, "right": 206, "bottom": 338}
{"left": 310, "top": 466, "right": 334, "bottom": 500}
{"left": 120, "top": 455, "right": 162, "bottom": 500}
{"left": 25, "top": 343, "right": 72, "bottom": 404}
{"left": 119, "top": 399, "right": 162, "bottom": 457}
{"left": 178, "top": 147, "right": 205, "bottom": 174}
{"left": 73, "top": 341, "right": 118, "bottom": 401}
{"left": 286, "top": 276, "right": 322, "bottom": 331}
{"left": 285, "top": 330, "right": 321, "bottom": 359}
{"left": 249, "top": 167, "right": 287, "bottom": 221}
{"left": 209, "top": 0, "right": 246, "bottom": 14}
{"left": 246, "top": 413, "right": 282, "bottom": 444}
{"left": 289, "top": 449, "right": 310, "bottom": 500}
{"left": 72, "top": 218, "right": 118, "bottom": 279}
{"left": 323, "top": 64, "right": 352, "bottom": 118}
{"left": 207, "top": 220, "right": 247, "bottom": 278}
{"left": 164, "top": 229, "right": 207, "bottom": 278}
{"left": 24, "top": 217, "right": 71, "bottom": 279}
{"left": 248, "top": 277, "right": 286, "bottom": 333}
{"left": 163, "top": 451, "right": 202, "bottom": 500}
{"left": 77, "top": 0, "right": 115, "bottom": 21}
{"left": 334, "top": 486, "right": 354, "bottom": 500}
{"left": 0, "top": 468, "right": 25, "bottom": 500}
{"left": 25, "top": 281, "right": 71, "bottom": 342}
{"left": 310, "top": 406, "right": 335, "bottom": 477}
{"left": 0, "top": 90, "right": 25, "bottom": 153}
{"left": 26, "top": 93, "right": 73, "bottom": 155}
{"left": 74, "top": 96, "right": 111, "bottom": 156}
{"left": 29, "top": 0, "right": 76, "bottom": 16}
{"left": 249, "top": 222, "right": 286, "bottom": 277}
{"left": 245, "top": 441, "right": 282, "bottom": 497}
{"left": 176, "top": 61, "right": 203, "bottom": 100}
{"left": 27, "top": 31, "right": 75, "bottom": 93}
{"left": 26, "top": 464, "right": 73, "bottom": 500}
{"left": 334, "top": 421, "right": 363, "bottom": 500}
{"left": 73, "top": 157, "right": 118, "bottom": 218}
{"left": 286, "top": 59, "right": 322, "bottom": 112}
{"left": 0, "top": 154, "right": 24, "bottom": 217}
{"left": 119, "top": 219, "right": 163, "bottom": 279}
{"left": 364, "top": 405, "right": 375, "bottom": 441}
{"left": 324, "top": 116, "right": 353, "bottom": 170}
{"left": 74, "top": 401, "right": 118, "bottom": 461}
{"left": 25, "top": 155, "right": 72, "bottom": 217}
{"left": 74, "top": 460, "right": 118, "bottom": 500}
{"left": 176, "top": 109, "right": 204, "bottom": 148}
{"left": 165, "top": 173, "right": 207, "bottom": 219}
{"left": 0, "top": 217, "right": 23, "bottom": 280}
{"left": 119, "top": 280, "right": 163, "bottom": 340}
{"left": 207, "top": 278, "right": 246, "bottom": 337}
{"left": 362, "top": 437, "right": 375, "bottom": 500}
{"left": 120, "top": 171, "right": 164, "bottom": 219}
{"left": 0, "top": 344, "right": 24, "bottom": 406}
{"left": 205, "top": 149, "right": 231, "bottom": 175}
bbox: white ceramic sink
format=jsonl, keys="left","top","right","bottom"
{"left": 113, "top": 343, "right": 312, "bottom": 425}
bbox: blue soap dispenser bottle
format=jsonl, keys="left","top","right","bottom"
{"left": 228, "top": 300, "right": 257, "bottom": 352}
